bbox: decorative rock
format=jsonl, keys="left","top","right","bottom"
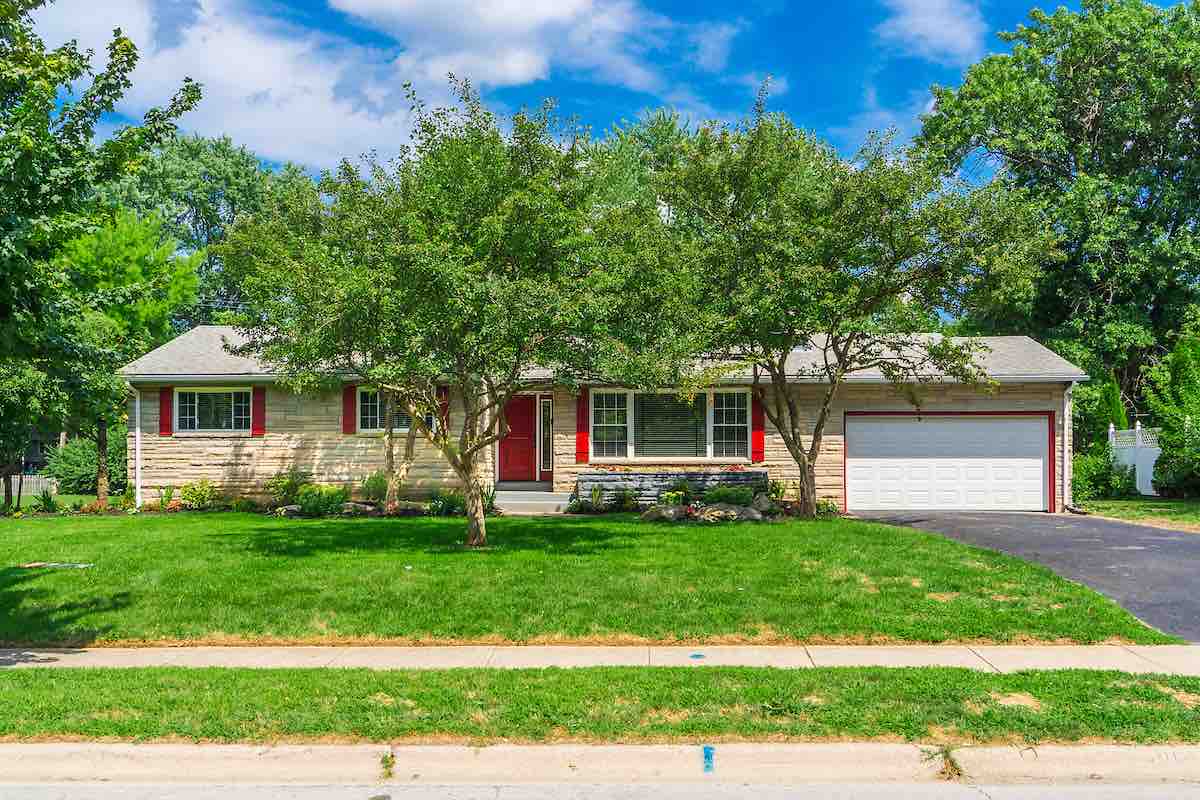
{"left": 641, "top": 504, "right": 687, "bottom": 522}
{"left": 277, "top": 505, "right": 302, "bottom": 517}
{"left": 752, "top": 494, "right": 777, "bottom": 514}
{"left": 704, "top": 503, "right": 763, "bottom": 522}
{"left": 385, "top": 500, "right": 428, "bottom": 517}
{"left": 341, "top": 502, "right": 376, "bottom": 515}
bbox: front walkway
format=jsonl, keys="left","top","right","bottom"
{"left": 3, "top": 644, "right": 1198, "bottom": 673}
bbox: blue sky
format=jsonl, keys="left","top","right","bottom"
{"left": 34, "top": 0, "right": 1080, "bottom": 169}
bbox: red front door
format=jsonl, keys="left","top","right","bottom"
{"left": 499, "top": 396, "right": 537, "bottom": 481}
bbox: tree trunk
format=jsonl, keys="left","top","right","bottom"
{"left": 382, "top": 392, "right": 418, "bottom": 514}
{"left": 2, "top": 472, "right": 12, "bottom": 509}
{"left": 95, "top": 418, "right": 109, "bottom": 506}
{"left": 461, "top": 458, "right": 488, "bottom": 548}
{"left": 797, "top": 462, "right": 818, "bottom": 517}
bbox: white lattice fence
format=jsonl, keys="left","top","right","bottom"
{"left": 1109, "top": 422, "right": 1161, "bottom": 495}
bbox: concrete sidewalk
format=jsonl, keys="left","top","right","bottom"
{"left": 3, "top": 743, "right": 1200, "bottom": 785}
{"left": 2, "top": 644, "right": 1198, "bottom": 674}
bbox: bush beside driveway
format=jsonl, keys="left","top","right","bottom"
{"left": 0, "top": 513, "right": 1171, "bottom": 646}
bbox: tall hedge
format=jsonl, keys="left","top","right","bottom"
{"left": 42, "top": 426, "right": 127, "bottom": 495}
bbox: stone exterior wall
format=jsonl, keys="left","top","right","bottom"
{"left": 129, "top": 381, "right": 1070, "bottom": 510}
{"left": 126, "top": 385, "right": 490, "bottom": 502}
{"left": 551, "top": 382, "right": 1069, "bottom": 510}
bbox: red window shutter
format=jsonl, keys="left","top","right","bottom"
{"left": 751, "top": 393, "right": 766, "bottom": 463}
{"left": 436, "top": 386, "right": 449, "bottom": 430}
{"left": 158, "top": 387, "right": 173, "bottom": 436}
{"left": 575, "top": 387, "right": 589, "bottom": 463}
{"left": 251, "top": 387, "right": 267, "bottom": 436}
{"left": 342, "top": 385, "right": 357, "bottom": 434}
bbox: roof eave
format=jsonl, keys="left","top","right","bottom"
{"left": 122, "top": 373, "right": 280, "bottom": 384}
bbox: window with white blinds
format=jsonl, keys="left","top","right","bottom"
{"left": 588, "top": 390, "right": 750, "bottom": 460}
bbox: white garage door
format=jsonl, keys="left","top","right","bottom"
{"left": 845, "top": 415, "right": 1048, "bottom": 511}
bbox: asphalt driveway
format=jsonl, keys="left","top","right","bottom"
{"left": 857, "top": 511, "right": 1200, "bottom": 642}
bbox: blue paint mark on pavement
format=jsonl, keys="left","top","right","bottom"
{"left": 702, "top": 745, "right": 715, "bottom": 773}
{"left": 689, "top": 652, "right": 706, "bottom": 660}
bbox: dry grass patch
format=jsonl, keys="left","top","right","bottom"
{"left": 1154, "top": 683, "right": 1200, "bottom": 709}
{"left": 989, "top": 691, "right": 1042, "bottom": 711}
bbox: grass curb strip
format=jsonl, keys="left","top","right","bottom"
{"left": 2, "top": 666, "right": 1198, "bottom": 744}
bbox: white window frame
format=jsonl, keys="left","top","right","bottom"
{"left": 174, "top": 387, "right": 252, "bottom": 435}
{"left": 357, "top": 387, "right": 433, "bottom": 434}
{"left": 589, "top": 388, "right": 752, "bottom": 462}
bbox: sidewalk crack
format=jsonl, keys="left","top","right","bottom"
{"left": 967, "top": 646, "right": 1001, "bottom": 673}
{"left": 1119, "top": 644, "right": 1164, "bottom": 673}
{"left": 801, "top": 645, "right": 816, "bottom": 668}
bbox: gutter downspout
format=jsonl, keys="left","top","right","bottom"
{"left": 1062, "top": 382, "right": 1073, "bottom": 511}
{"left": 132, "top": 384, "right": 142, "bottom": 510}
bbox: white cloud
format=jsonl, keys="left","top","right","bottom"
{"left": 35, "top": 0, "right": 420, "bottom": 168}
{"left": 874, "top": 0, "right": 986, "bottom": 66}
{"left": 828, "top": 85, "right": 935, "bottom": 153}
{"left": 332, "top": 0, "right": 672, "bottom": 92}
{"left": 688, "top": 21, "right": 742, "bottom": 72}
{"left": 32, "top": 0, "right": 745, "bottom": 168}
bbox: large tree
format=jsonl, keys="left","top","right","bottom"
{"left": 1, "top": 0, "right": 199, "bottom": 482}
{"left": 634, "top": 108, "right": 1053, "bottom": 515}
{"left": 1, "top": 0, "right": 199, "bottom": 358}
{"left": 227, "top": 83, "right": 635, "bottom": 545}
{"left": 918, "top": 0, "right": 1200, "bottom": 433}
{"left": 101, "top": 134, "right": 307, "bottom": 325}
{"left": 55, "top": 210, "right": 199, "bottom": 504}
{"left": 224, "top": 161, "right": 427, "bottom": 511}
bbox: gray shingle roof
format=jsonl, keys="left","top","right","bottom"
{"left": 120, "top": 326, "right": 1087, "bottom": 383}
{"left": 120, "top": 326, "right": 264, "bottom": 379}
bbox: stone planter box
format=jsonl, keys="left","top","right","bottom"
{"left": 576, "top": 470, "right": 768, "bottom": 506}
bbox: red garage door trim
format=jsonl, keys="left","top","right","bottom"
{"left": 842, "top": 410, "right": 1055, "bottom": 513}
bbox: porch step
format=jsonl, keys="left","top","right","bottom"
{"left": 495, "top": 491, "right": 573, "bottom": 515}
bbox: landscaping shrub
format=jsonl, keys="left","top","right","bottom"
{"left": 294, "top": 484, "right": 349, "bottom": 517}
{"left": 1152, "top": 440, "right": 1200, "bottom": 498}
{"left": 666, "top": 478, "right": 695, "bottom": 505}
{"left": 703, "top": 486, "right": 754, "bottom": 506}
{"left": 615, "top": 488, "right": 640, "bottom": 511}
{"left": 264, "top": 467, "right": 312, "bottom": 507}
{"left": 427, "top": 489, "right": 467, "bottom": 517}
{"left": 31, "top": 489, "right": 58, "bottom": 514}
{"left": 1072, "top": 442, "right": 1137, "bottom": 503}
{"left": 814, "top": 497, "right": 842, "bottom": 518}
{"left": 231, "top": 497, "right": 260, "bottom": 513}
{"left": 658, "top": 490, "right": 685, "bottom": 506}
{"left": 361, "top": 471, "right": 388, "bottom": 504}
{"left": 1145, "top": 336, "right": 1200, "bottom": 497}
{"left": 78, "top": 499, "right": 109, "bottom": 514}
{"left": 41, "top": 426, "right": 127, "bottom": 494}
{"left": 180, "top": 479, "right": 220, "bottom": 510}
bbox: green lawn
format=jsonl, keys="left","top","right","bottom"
{"left": 1085, "top": 498, "right": 1200, "bottom": 531}
{"left": 0, "top": 512, "right": 1173, "bottom": 645}
{"left": 1, "top": 667, "right": 1197, "bottom": 744}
